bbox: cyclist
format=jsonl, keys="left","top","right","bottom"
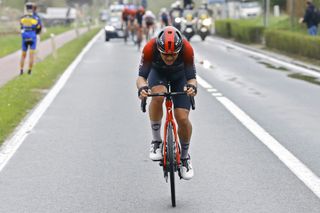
{"left": 128, "top": 5, "right": 137, "bottom": 41}
{"left": 122, "top": 6, "right": 131, "bottom": 41}
{"left": 136, "top": 26, "right": 197, "bottom": 180}
{"left": 143, "top": 10, "right": 156, "bottom": 41}
{"left": 135, "top": 6, "right": 145, "bottom": 45}
{"left": 20, "top": 2, "right": 41, "bottom": 75}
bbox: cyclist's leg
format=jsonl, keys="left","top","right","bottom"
{"left": 174, "top": 108, "right": 192, "bottom": 158}
{"left": 171, "top": 78, "right": 192, "bottom": 159}
{"left": 28, "top": 38, "right": 37, "bottom": 74}
{"left": 171, "top": 78, "right": 194, "bottom": 179}
{"left": 148, "top": 69, "right": 167, "bottom": 123}
{"left": 20, "top": 38, "right": 28, "bottom": 74}
{"left": 147, "top": 69, "right": 167, "bottom": 160}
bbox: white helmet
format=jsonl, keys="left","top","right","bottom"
{"left": 160, "top": 8, "right": 167, "bottom": 13}
{"left": 146, "top": 10, "right": 153, "bottom": 16}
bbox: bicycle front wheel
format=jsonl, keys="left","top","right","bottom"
{"left": 167, "top": 123, "right": 176, "bottom": 207}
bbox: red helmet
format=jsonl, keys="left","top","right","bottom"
{"left": 156, "top": 26, "right": 183, "bottom": 54}
{"left": 138, "top": 6, "right": 145, "bottom": 13}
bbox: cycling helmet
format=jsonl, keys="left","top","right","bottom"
{"left": 138, "top": 6, "right": 145, "bottom": 13}
{"left": 156, "top": 26, "right": 183, "bottom": 54}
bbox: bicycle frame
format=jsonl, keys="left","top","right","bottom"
{"left": 163, "top": 96, "right": 180, "bottom": 170}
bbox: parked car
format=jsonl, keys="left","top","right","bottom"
{"left": 104, "top": 15, "right": 125, "bottom": 41}
{"left": 239, "top": 1, "right": 261, "bottom": 18}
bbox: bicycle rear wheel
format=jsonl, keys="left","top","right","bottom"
{"left": 167, "top": 123, "right": 176, "bottom": 207}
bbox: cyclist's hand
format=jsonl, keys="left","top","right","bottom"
{"left": 184, "top": 84, "right": 197, "bottom": 97}
{"left": 138, "top": 86, "right": 149, "bottom": 99}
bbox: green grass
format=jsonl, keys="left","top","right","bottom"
{"left": 288, "top": 73, "right": 320, "bottom": 86}
{"left": 0, "top": 28, "right": 99, "bottom": 144}
{"left": 0, "top": 25, "right": 73, "bottom": 58}
{"left": 237, "top": 15, "right": 307, "bottom": 34}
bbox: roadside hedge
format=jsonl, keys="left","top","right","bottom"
{"left": 230, "top": 22, "right": 265, "bottom": 43}
{"left": 265, "top": 29, "right": 320, "bottom": 60}
{"left": 215, "top": 20, "right": 264, "bottom": 43}
{"left": 215, "top": 20, "right": 232, "bottom": 38}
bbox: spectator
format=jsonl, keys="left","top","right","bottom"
{"left": 19, "top": 2, "right": 41, "bottom": 75}
{"left": 300, "top": 0, "right": 318, "bottom": 36}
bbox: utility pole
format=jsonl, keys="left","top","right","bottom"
{"left": 263, "top": 0, "right": 270, "bottom": 27}
{"left": 225, "top": 0, "right": 229, "bottom": 19}
{"left": 292, "top": 0, "right": 296, "bottom": 30}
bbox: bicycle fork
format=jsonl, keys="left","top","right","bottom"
{"left": 161, "top": 98, "right": 181, "bottom": 181}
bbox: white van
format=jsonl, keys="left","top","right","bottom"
{"left": 239, "top": 1, "right": 261, "bottom": 18}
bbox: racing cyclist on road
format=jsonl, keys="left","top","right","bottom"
{"left": 135, "top": 6, "right": 145, "bottom": 45}
{"left": 143, "top": 10, "right": 156, "bottom": 41}
{"left": 136, "top": 26, "right": 197, "bottom": 180}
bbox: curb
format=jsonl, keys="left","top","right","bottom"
{"left": 209, "top": 35, "right": 320, "bottom": 74}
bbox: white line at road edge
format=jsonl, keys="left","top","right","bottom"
{"left": 207, "top": 37, "right": 320, "bottom": 79}
{"left": 0, "top": 30, "right": 103, "bottom": 173}
{"left": 197, "top": 75, "right": 320, "bottom": 199}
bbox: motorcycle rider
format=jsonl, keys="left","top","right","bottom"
{"left": 169, "top": 1, "right": 184, "bottom": 31}
{"left": 159, "top": 8, "right": 170, "bottom": 27}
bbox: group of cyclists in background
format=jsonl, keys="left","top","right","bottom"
{"left": 120, "top": 0, "right": 213, "bottom": 48}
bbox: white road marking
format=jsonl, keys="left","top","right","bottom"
{"left": 197, "top": 75, "right": 320, "bottom": 199}
{"left": 207, "top": 88, "right": 217, "bottom": 92}
{"left": 207, "top": 37, "right": 320, "bottom": 78}
{"left": 211, "top": 93, "right": 223, "bottom": 97}
{"left": 0, "top": 30, "right": 103, "bottom": 172}
{"left": 197, "top": 75, "right": 212, "bottom": 89}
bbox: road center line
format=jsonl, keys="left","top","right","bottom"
{"left": 0, "top": 30, "right": 103, "bottom": 173}
{"left": 197, "top": 75, "right": 320, "bottom": 199}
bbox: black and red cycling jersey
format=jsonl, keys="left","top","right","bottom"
{"left": 122, "top": 8, "right": 136, "bottom": 22}
{"left": 138, "top": 38, "right": 196, "bottom": 80}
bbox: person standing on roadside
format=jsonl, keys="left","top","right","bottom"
{"left": 32, "top": 3, "right": 43, "bottom": 62}
{"left": 300, "top": 0, "right": 318, "bottom": 36}
{"left": 19, "top": 2, "right": 41, "bottom": 75}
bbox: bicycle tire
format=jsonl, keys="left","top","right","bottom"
{"left": 167, "top": 123, "right": 176, "bottom": 207}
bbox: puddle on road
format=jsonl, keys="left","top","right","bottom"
{"left": 255, "top": 60, "right": 320, "bottom": 86}
{"left": 258, "top": 61, "right": 289, "bottom": 72}
{"left": 288, "top": 73, "right": 320, "bottom": 86}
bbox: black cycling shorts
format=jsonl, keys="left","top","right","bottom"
{"left": 147, "top": 68, "right": 190, "bottom": 110}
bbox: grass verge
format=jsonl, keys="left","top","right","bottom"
{"left": 0, "top": 25, "right": 73, "bottom": 58}
{"left": 0, "top": 28, "right": 100, "bottom": 144}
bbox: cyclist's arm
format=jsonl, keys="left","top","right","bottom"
{"left": 138, "top": 38, "right": 155, "bottom": 77}
{"left": 183, "top": 39, "right": 197, "bottom": 81}
{"left": 136, "top": 76, "right": 148, "bottom": 89}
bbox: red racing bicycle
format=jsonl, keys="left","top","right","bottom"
{"left": 141, "top": 84, "right": 195, "bottom": 207}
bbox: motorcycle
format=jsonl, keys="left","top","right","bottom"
{"left": 183, "top": 22, "right": 195, "bottom": 41}
{"left": 170, "top": 9, "right": 183, "bottom": 31}
{"left": 197, "top": 18, "right": 211, "bottom": 41}
{"left": 181, "top": 10, "right": 196, "bottom": 41}
{"left": 172, "top": 17, "right": 182, "bottom": 31}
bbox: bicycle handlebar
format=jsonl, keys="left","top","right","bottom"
{"left": 140, "top": 92, "right": 195, "bottom": 113}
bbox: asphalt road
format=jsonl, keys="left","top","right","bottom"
{"left": 0, "top": 33, "right": 320, "bottom": 212}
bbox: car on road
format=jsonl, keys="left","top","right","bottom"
{"left": 104, "top": 15, "right": 125, "bottom": 41}
{"left": 239, "top": 1, "right": 261, "bottom": 18}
